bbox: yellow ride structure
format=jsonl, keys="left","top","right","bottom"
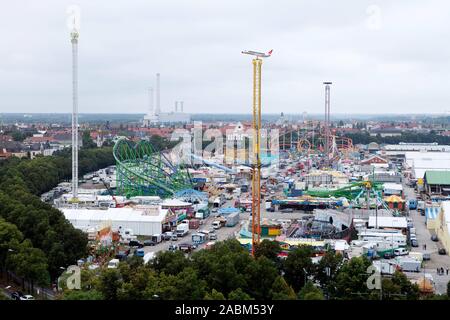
{"left": 242, "top": 49, "right": 271, "bottom": 256}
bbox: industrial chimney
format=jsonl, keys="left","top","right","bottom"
{"left": 174, "top": 101, "right": 178, "bottom": 112}
{"left": 148, "top": 87, "right": 154, "bottom": 115}
{"left": 180, "top": 101, "right": 184, "bottom": 113}
{"left": 155, "top": 73, "right": 161, "bottom": 115}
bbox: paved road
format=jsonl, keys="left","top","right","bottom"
{"left": 403, "top": 184, "right": 450, "bottom": 294}
{"left": 143, "top": 201, "right": 242, "bottom": 256}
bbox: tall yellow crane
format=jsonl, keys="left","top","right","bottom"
{"left": 242, "top": 49, "right": 272, "bottom": 256}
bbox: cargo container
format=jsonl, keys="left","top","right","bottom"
{"left": 397, "top": 258, "right": 421, "bottom": 272}
{"left": 226, "top": 213, "right": 239, "bottom": 227}
{"left": 189, "top": 219, "right": 200, "bottom": 230}
{"left": 373, "top": 260, "right": 397, "bottom": 275}
{"left": 192, "top": 233, "right": 206, "bottom": 244}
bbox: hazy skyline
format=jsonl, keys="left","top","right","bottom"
{"left": 1, "top": 0, "right": 450, "bottom": 115}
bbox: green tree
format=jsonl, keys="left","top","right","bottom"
{"left": 447, "top": 280, "right": 450, "bottom": 297}
{"left": 390, "top": 271, "right": 420, "bottom": 300}
{"left": 7, "top": 239, "right": 50, "bottom": 289}
{"left": 98, "top": 268, "right": 122, "bottom": 300}
{"left": 62, "top": 290, "right": 104, "bottom": 300}
{"left": 271, "top": 276, "right": 297, "bottom": 300}
{"left": 151, "top": 250, "right": 191, "bottom": 275}
{"left": 334, "top": 256, "right": 372, "bottom": 300}
{"left": 204, "top": 289, "right": 226, "bottom": 300}
{"left": 228, "top": 288, "right": 254, "bottom": 300}
{"left": 313, "top": 250, "right": 343, "bottom": 297}
{"left": 245, "top": 256, "right": 278, "bottom": 299}
{"left": 283, "top": 246, "right": 314, "bottom": 291}
{"left": 0, "top": 218, "right": 23, "bottom": 270}
{"left": 192, "top": 240, "right": 251, "bottom": 296}
{"left": 254, "top": 240, "right": 281, "bottom": 262}
{"left": 298, "top": 281, "right": 325, "bottom": 300}
{"left": 82, "top": 130, "right": 97, "bottom": 149}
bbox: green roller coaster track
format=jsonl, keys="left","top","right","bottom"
{"left": 113, "top": 138, "right": 193, "bottom": 198}
{"left": 304, "top": 181, "right": 384, "bottom": 200}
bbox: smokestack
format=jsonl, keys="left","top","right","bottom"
{"left": 180, "top": 101, "right": 184, "bottom": 113}
{"left": 175, "top": 101, "right": 178, "bottom": 112}
{"left": 148, "top": 87, "right": 154, "bottom": 115}
{"left": 155, "top": 73, "right": 161, "bottom": 115}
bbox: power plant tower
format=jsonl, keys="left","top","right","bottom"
{"left": 180, "top": 101, "right": 184, "bottom": 112}
{"left": 71, "top": 27, "right": 79, "bottom": 200}
{"left": 323, "top": 82, "right": 332, "bottom": 166}
{"left": 148, "top": 87, "right": 154, "bottom": 115}
{"left": 155, "top": 73, "right": 161, "bottom": 115}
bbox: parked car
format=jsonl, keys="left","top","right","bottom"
{"left": 129, "top": 240, "right": 143, "bottom": 248}
{"left": 431, "top": 235, "right": 439, "bottom": 242}
{"left": 10, "top": 291, "right": 24, "bottom": 300}
{"left": 266, "top": 207, "right": 275, "bottom": 212}
{"left": 411, "top": 239, "right": 419, "bottom": 247}
{"left": 170, "top": 234, "right": 178, "bottom": 241}
{"left": 135, "top": 249, "right": 145, "bottom": 257}
{"left": 209, "top": 233, "right": 217, "bottom": 240}
{"left": 19, "top": 295, "right": 35, "bottom": 300}
{"left": 280, "top": 208, "right": 294, "bottom": 213}
{"left": 438, "top": 248, "right": 447, "bottom": 255}
{"left": 143, "top": 240, "right": 156, "bottom": 246}
{"left": 178, "top": 243, "right": 193, "bottom": 253}
{"left": 394, "top": 248, "right": 409, "bottom": 256}
{"left": 163, "top": 231, "right": 174, "bottom": 241}
{"left": 423, "top": 253, "right": 431, "bottom": 261}
{"left": 383, "top": 252, "right": 393, "bottom": 259}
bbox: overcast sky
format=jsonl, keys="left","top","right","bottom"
{"left": 1, "top": 0, "right": 450, "bottom": 115}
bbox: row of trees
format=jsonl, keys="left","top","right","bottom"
{"left": 62, "top": 240, "right": 437, "bottom": 300}
{"left": 344, "top": 132, "right": 450, "bottom": 145}
{"left": 0, "top": 143, "right": 116, "bottom": 288}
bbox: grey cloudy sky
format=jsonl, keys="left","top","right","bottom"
{"left": 1, "top": 0, "right": 450, "bottom": 115}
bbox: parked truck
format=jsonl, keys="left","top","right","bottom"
{"left": 398, "top": 258, "right": 421, "bottom": 272}
{"left": 176, "top": 223, "right": 189, "bottom": 237}
{"left": 189, "top": 219, "right": 200, "bottom": 230}
{"left": 225, "top": 213, "right": 239, "bottom": 227}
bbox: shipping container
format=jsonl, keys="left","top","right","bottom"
{"left": 189, "top": 219, "right": 200, "bottom": 230}
{"left": 226, "top": 213, "right": 239, "bottom": 227}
